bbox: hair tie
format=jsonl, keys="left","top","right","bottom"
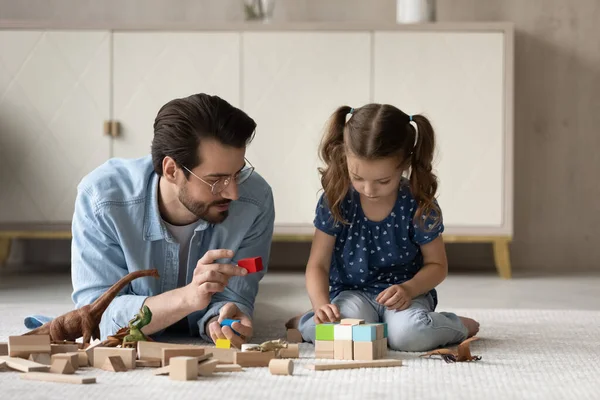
{"left": 409, "top": 115, "right": 413, "bottom": 122}
{"left": 349, "top": 108, "right": 354, "bottom": 115}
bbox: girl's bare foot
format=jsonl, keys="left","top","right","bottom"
{"left": 459, "top": 316, "right": 480, "bottom": 337}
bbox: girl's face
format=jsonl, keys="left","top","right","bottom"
{"left": 346, "top": 153, "right": 404, "bottom": 202}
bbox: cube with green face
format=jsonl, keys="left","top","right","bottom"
{"left": 315, "top": 323, "right": 337, "bottom": 341}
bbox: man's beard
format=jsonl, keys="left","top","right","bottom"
{"left": 178, "top": 185, "right": 231, "bottom": 224}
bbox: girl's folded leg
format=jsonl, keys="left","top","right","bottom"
{"left": 383, "top": 293, "right": 473, "bottom": 352}
{"left": 297, "top": 290, "right": 380, "bottom": 343}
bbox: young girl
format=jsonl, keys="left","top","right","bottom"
{"left": 289, "top": 103, "right": 479, "bottom": 352}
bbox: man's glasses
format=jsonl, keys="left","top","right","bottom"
{"left": 182, "top": 158, "right": 255, "bottom": 195}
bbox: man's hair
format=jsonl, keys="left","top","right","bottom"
{"left": 151, "top": 93, "right": 256, "bottom": 176}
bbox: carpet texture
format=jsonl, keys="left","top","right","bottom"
{"left": 1, "top": 304, "right": 599, "bottom": 400}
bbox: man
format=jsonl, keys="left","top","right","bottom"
{"left": 70, "top": 93, "right": 274, "bottom": 347}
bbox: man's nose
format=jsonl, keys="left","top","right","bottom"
{"left": 220, "top": 179, "right": 239, "bottom": 201}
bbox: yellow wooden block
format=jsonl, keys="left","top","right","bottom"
{"left": 216, "top": 339, "right": 231, "bottom": 349}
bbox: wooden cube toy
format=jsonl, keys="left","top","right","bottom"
{"left": 220, "top": 319, "right": 241, "bottom": 336}
{"left": 315, "top": 323, "right": 337, "bottom": 341}
{"left": 216, "top": 339, "right": 232, "bottom": 349}
{"left": 237, "top": 257, "right": 263, "bottom": 273}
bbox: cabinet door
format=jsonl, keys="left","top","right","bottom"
{"left": 243, "top": 32, "right": 371, "bottom": 234}
{"left": 374, "top": 31, "right": 508, "bottom": 233}
{"left": 112, "top": 32, "right": 241, "bottom": 159}
{"left": 0, "top": 30, "right": 110, "bottom": 223}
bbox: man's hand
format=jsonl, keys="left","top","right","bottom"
{"left": 207, "top": 303, "right": 253, "bottom": 349}
{"left": 183, "top": 249, "right": 248, "bottom": 311}
{"left": 313, "top": 303, "right": 340, "bottom": 324}
{"left": 376, "top": 284, "right": 413, "bottom": 311}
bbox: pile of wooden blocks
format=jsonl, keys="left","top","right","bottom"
{"left": 0, "top": 334, "right": 301, "bottom": 384}
{"left": 315, "top": 318, "right": 388, "bottom": 361}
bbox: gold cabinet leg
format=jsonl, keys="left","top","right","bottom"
{"left": 493, "top": 239, "right": 512, "bottom": 279}
{"left": 0, "top": 238, "right": 11, "bottom": 266}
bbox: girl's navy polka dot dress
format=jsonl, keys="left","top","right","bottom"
{"left": 314, "top": 181, "right": 444, "bottom": 307}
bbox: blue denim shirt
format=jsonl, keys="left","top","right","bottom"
{"left": 70, "top": 155, "right": 274, "bottom": 341}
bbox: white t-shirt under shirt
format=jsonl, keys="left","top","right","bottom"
{"left": 162, "top": 219, "right": 200, "bottom": 288}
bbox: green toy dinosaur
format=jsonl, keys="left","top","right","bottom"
{"left": 122, "top": 305, "right": 153, "bottom": 347}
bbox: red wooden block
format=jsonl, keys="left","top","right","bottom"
{"left": 237, "top": 257, "right": 263, "bottom": 273}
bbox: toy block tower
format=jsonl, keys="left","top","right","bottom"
{"left": 315, "top": 319, "right": 388, "bottom": 361}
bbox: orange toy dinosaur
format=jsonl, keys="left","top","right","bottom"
{"left": 22, "top": 269, "right": 159, "bottom": 345}
{"left": 420, "top": 336, "right": 482, "bottom": 363}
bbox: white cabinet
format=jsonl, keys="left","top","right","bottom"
{"left": 0, "top": 24, "right": 513, "bottom": 276}
{"left": 112, "top": 32, "right": 241, "bottom": 159}
{"left": 373, "top": 31, "right": 510, "bottom": 235}
{"left": 243, "top": 32, "right": 371, "bottom": 231}
{"left": 0, "top": 30, "right": 110, "bottom": 222}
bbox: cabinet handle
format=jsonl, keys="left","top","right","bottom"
{"left": 110, "top": 121, "right": 121, "bottom": 138}
{"left": 104, "top": 120, "right": 121, "bottom": 137}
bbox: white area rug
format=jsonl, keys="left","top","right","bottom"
{"left": 1, "top": 305, "right": 599, "bottom": 400}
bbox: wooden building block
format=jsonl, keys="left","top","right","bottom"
{"left": 353, "top": 324, "right": 377, "bottom": 342}
{"left": 315, "top": 340, "right": 334, "bottom": 359}
{"left": 50, "top": 358, "right": 75, "bottom": 374}
{"left": 372, "top": 322, "right": 387, "bottom": 339}
{"left": 203, "top": 347, "right": 238, "bottom": 364}
{"left": 51, "top": 352, "right": 79, "bottom": 369}
{"left": 334, "top": 340, "right": 353, "bottom": 360}
{"left": 8, "top": 335, "right": 51, "bottom": 358}
{"left": 215, "top": 364, "right": 243, "bottom": 372}
{"left": 162, "top": 347, "right": 205, "bottom": 367}
{"left": 29, "top": 353, "right": 51, "bottom": 365}
{"left": 234, "top": 351, "right": 275, "bottom": 367}
{"left": 278, "top": 343, "right": 299, "bottom": 359}
{"left": 269, "top": 359, "right": 294, "bottom": 375}
{"left": 305, "top": 358, "right": 402, "bottom": 371}
{"left": 50, "top": 343, "right": 79, "bottom": 355}
{"left": 136, "top": 359, "right": 161, "bottom": 368}
{"left": 84, "top": 340, "right": 104, "bottom": 366}
{"left": 76, "top": 350, "right": 89, "bottom": 367}
{"left": 93, "top": 347, "right": 136, "bottom": 370}
{"left": 101, "top": 355, "right": 127, "bottom": 372}
{"left": 153, "top": 365, "right": 171, "bottom": 375}
{"left": 198, "top": 358, "right": 219, "bottom": 376}
{"left": 21, "top": 372, "right": 96, "bottom": 384}
{"left": 216, "top": 339, "right": 231, "bottom": 349}
{"left": 376, "top": 338, "right": 388, "bottom": 359}
{"left": 353, "top": 341, "right": 376, "bottom": 361}
{"left": 286, "top": 328, "right": 303, "bottom": 343}
{"left": 169, "top": 357, "right": 198, "bottom": 381}
{"left": 340, "top": 318, "right": 365, "bottom": 326}
{"left": 315, "top": 324, "right": 336, "bottom": 341}
{"left": 237, "top": 256, "right": 263, "bottom": 273}
{"left": 0, "top": 343, "right": 8, "bottom": 356}
{"left": 137, "top": 341, "right": 197, "bottom": 360}
{"left": 0, "top": 356, "right": 50, "bottom": 372}
{"left": 241, "top": 343, "right": 259, "bottom": 352}
{"left": 334, "top": 325, "right": 353, "bottom": 341}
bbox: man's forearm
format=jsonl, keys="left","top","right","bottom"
{"left": 141, "top": 287, "right": 196, "bottom": 335}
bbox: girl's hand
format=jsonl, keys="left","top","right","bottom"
{"left": 313, "top": 303, "right": 340, "bottom": 324}
{"left": 376, "top": 284, "right": 413, "bottom": 311}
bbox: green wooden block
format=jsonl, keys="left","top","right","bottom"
{"left": 315, "top": 323, "right": 336, "bottom": 341}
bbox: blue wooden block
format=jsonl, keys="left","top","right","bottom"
{"left": 352, "top": 324, "right": 377, "bottom": 342}
{"left": 220, "top": 319, "right": 241, "bottom": 336}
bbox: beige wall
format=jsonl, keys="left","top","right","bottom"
{"left": 2, "top": 0, "right": 600, "bottom": 272}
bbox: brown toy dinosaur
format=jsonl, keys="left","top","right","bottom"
{"left": 22, "top": 269, "right": 159, "bottom": 345}
{"left": 420, "top": 336, "right": 482, "bottom": 363}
